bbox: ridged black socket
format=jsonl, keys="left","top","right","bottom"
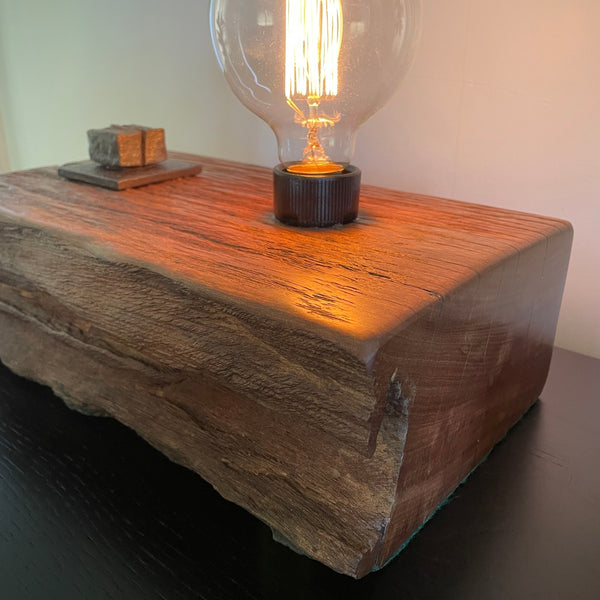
{"left": 273, "top": 164, "right": 361, "bottom": 228}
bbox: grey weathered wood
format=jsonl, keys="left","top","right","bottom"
{"left": 0, "top": 154, "right": 573, "bottom": 577}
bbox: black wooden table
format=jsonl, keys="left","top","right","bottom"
{"left": 1, "top": 347, "right": 599, "bottom": 599}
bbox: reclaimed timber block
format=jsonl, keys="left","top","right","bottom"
{"left": 139, "top": 126, "right": 168, "bottom": 165}
{"left": 0, "top": 154, "right": 572, "bottom": 578}
{"left": 87, "top": 125, "right": 167, "bottom": 167}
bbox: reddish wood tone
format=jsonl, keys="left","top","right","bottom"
{"left": 0, "top": 154, "right": 572, "bottom": 577}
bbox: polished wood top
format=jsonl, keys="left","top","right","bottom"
{"left": 0, "top": 154, "right": 571, "bottom": 357}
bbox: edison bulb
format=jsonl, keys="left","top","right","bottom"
{"left": 210, "top": 0, "right": 421, "bottom": 227}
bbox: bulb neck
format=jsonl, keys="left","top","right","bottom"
{"left": 273, "top": 163, "right": 361, "bottom": 228}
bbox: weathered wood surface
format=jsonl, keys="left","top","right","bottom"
{"left": 0, "top": 154, "right": 572, "bottom": 577}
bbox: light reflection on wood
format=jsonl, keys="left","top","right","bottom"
{"left": 0, "top": 153, "right": 567, "bottom": 356}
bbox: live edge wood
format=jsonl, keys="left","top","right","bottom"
{"left": 0, "top": 154, "right": 572, "bottom": 578}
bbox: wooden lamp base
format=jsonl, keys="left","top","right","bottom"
{"left": 0, "top": 154, "right": 572, "bottom": 578}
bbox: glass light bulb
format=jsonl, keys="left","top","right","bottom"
{"left": 210, "top": 0, "right": 421, "bottom": 226}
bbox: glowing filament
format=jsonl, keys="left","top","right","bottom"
{"left": 285, "top": 0, "right": 344, "bottom": 174}
{"left": 285, "top": 0, "right": 343, "bottom": 101}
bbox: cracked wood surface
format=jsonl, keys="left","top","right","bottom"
{"left": 0, "top": 154, "right": 572, "bottom": 576}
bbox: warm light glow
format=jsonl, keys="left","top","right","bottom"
{"left": 285, "top": 0, "right": 344, "bottom": 174}
{"left": 285, "top": 0, "right": 342, "bottom": 100}
{"left": 286, "top": 162, "right": 344, "bottom": 174}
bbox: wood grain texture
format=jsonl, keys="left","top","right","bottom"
{"left": 0, "top": 153, "right": 572, "bottom": 577}
{"left": 3, "top": 349, "right": 600, "bottom": 599}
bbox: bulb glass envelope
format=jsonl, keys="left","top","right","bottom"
{"left": 210, "top": 0, "right": 421, "bottom": 174}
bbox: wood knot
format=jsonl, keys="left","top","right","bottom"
{"left": 384, "top": 374, "right": 412, "bottom": 419}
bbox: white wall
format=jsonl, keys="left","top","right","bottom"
{"left": 1, "top": 0, "right": 598, "bottom": 358}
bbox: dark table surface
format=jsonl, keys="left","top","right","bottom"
{"left": 1, "top": 347, "right": 599, "bottom": 600}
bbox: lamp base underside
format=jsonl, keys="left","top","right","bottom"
{"left": 273, "top": 163, "right": 361, "bottom": 227}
